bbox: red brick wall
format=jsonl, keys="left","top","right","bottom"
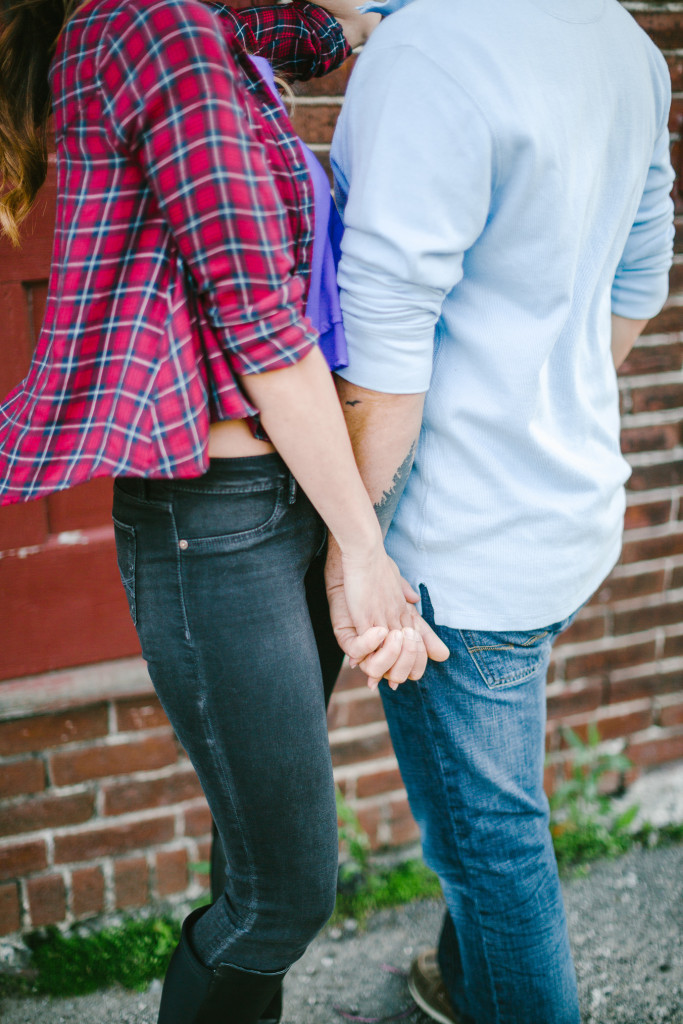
{"left": 1, "top": 0, "right": 682, "bottom": 937}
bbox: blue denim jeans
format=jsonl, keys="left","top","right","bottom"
{"left": 112, "top": 455, "right": 343, "bottom": 974}
{"left": 380, "top": 587, "right": 580, "bottom": 1024}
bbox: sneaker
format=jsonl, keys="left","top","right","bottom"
{"left": 408, "top": 949, "right": 461, "bottom": 1024}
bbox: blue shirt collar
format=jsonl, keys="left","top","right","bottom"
{"left": 357, "top": 0, "right": 416, "bottom": 15}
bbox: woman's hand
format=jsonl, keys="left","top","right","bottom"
{"left": 309, "top": 1, "right": 381, "bottom": 48}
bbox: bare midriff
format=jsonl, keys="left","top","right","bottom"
{"left": 208, "top": 419, "right": 276, "bottom": 458}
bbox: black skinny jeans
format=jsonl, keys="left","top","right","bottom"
{"left": 112, "top": 454, "right": 343, "bottom": 972}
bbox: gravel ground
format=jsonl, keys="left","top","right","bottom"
{"left": 1, "top": 843, "right": 682, "bottom": 1024}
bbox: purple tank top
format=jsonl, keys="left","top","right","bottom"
{"left": 249, "top": 55, "right": 348, "bottom": 372}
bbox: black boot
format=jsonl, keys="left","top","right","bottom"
{"left": 157, "top": 907, "right": 287, "bottom": 1024}
{"left": 210, "top": 822, "right": 284, "bottom": 1023}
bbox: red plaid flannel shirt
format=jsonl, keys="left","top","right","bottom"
{"left": 0, "top": 0, "right": 350, "bottom": 503}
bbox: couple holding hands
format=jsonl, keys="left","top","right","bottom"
{"left": 0, "top": 0, "right": 673, "bottom": 1021}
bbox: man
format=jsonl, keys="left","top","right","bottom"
{"left": 328, "top": 0, "right": 674, "bottom": 1021}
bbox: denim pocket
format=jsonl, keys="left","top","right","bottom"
{"left": 171, "top": 484, "right": 287, "bottom": 553}
{"left": 113, "top": 517, "right": 137, "bottom": 624}
{"left": 459, "top": 627, "right": 553, "bottom": 690}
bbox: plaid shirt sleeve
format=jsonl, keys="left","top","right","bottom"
{"left": 97, "top": 0, "right": 318, "bottom": 376}
{"left": 208, "top": 2, "right": 351, "bottom": 78}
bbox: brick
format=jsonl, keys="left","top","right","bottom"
{"left": 554, "top": 613, "right": 605, "bottom": 646}
{"left": 292, "top": 56, "right": 357, "bottom": 98}
{"left": 665, "top": 260, "right": 683, "bottom": 297}
{"left": 619, "top": 344, "right": 683, "bottom": 378}
{"left": 560, "top": 707, "right": 653, "bottom": 746}
{"left": 330, "top": 728, "right": 394, "bottom": 768}
{"left": 290, "top": 104, "right": 342, "bottom": 147}
{"left": 71, "top": 866, "right": 105, "bottom": 918}
{"left": 643, "top": 300, "right": 683, "bottom": 334}
{"left": 356, "top": 767, "right": 403, "bottom": 800}
{"left": 627, "top": 384, "right": 683, "bottom": 416}
{"left": 0, "top": 705, "right": 108, "bottom": 757}
{"left": 672, "top": 565, "right": 683, "bottom": 590}
{"left": 114, "top": 857, "right": 149, "bottom": 909}
{"left": 594, "top": 570, "right": 665, "bottom": 603}
{"left": 0, "top": 839, "right": 47, "bottom": 881}
{"left": 184, "top": 803, "right": 212, "bottom": 838}
{"left": 627, "top": 461, "right": 683, "bottom": 494}
{"left": 613, "top": 600, "right": 683, "bottom": 637}
{"left": 667, "top": 54, "right": 683, "bottom": 94}
{"left": 0, "top": 758, "right": 45, "bottom": 799}
{"left": 387, "top": 798, "right": 419, "bottom": 848}
{"left": 156, "top": 848, "right": 188, "bottom": 897}
{"left": 607, "top": 666, "right": 683, "bottom": 705}
{"left": 546, "top": 680, "right": 605, "bottom": 720}
{"left": 115, "top": 696, "right": 168, "bottom": 733}
{"left": 663, "top": 632, "right": 683, "bottom": 659}
{"left": 628, "top": 729, "right": 683, "bottom": 768}
{"left": 621, "top": 532, "right": 683, "bottom": 564}
{"left": 658, "top": 697, "right": 683, "bottom": 729}
{"left": 50, "top": 734, "right": 178, "bottom": 786}
{"left": 630, "top": 11, "right": 683, "bottom": 51}
{"left": 564, "top": 641, "right": 656, "bottom": 681}
{"left": 332, "top": 665, "right": 367, "bottom": 694}
{"left": 623, "top": 500, "right": 672, "bottom": 531}
{"left": 622, "top": 421, "right": 679, "bottom": 458}
{"left": 27, "top": 874, "right": 66, "bottom": 927}
{"left": 0, "top": 791, "right": 95, "bottom": 838}
{"left": 54, "top": 815, "right": 175, "bottom": 863}
{"left": 103, "top": 767, "right": 202, "bottom": 816}
{"left": 0, "top": 882, "right": 21, "bottom": 935}
{"left": 355, "top": 805, "right": 380, "bottom": 849}
{"left": 327, "top": 694, "right": 384, "bottom": 731}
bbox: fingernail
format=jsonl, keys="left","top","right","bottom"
{"left": 349, "top": 659, "right": 358, "bottom": 669}
{"left": 389, "top": 681, "right": 399, "bottom": 691}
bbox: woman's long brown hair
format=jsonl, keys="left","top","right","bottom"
{"left": 0, "top": 0, "right": 80, "bottom": 245}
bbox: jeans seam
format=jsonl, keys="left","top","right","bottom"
{"left": 413, "top": 674, "right": 502, "bottom": 1024}
{"left": 169, "top": 503, "right": 259, "bottom": 962}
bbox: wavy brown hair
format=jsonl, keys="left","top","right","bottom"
{"left": 0, "top": 0, "right": 80, "bottom": 245}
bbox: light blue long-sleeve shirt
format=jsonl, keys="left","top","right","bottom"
{"left": 332, "top": 0, "right": 674, "bottom": 629}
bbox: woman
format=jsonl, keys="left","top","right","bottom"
{"left": 0, "top": 1, "right": 447, "bottom": 1021}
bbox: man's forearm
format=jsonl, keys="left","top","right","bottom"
{"left": 334, "top": 376, "right": 426, "bottom": 537}
{"left": 612, "top": 313, "right": 649, "bottom": 369}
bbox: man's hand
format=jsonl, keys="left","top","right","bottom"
{"left": 325, "top": 539, "right": 449, "bottom": 688}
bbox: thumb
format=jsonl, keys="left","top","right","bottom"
{"left": 335, "top": 625, "right": 389, "bottom": 662}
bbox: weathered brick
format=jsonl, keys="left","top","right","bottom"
{"left": 594, "top": 570, "right": 665, "bottom": 603}
{"left": 663, "top": 632, "right": 683, "bottom": 659}
{"left": 356, "top": 767, "right": 403, "bottom": 800}
{"left": 560, "top": 706, "right": 653, "bottom": 746}
{"left": 54, "top": 816, "right": 176, "bottom": 864}
{"left": 0, "top": 882, "right": 21, "bottom": 935}
{"left": 50, "top": 734, "right": 178, "bottom": 786}
{"left": 103, "top": 767, "right": 202, "bottom": 816}
{"left": 564, "top": 640, "right": 656, "bottom": 681}
{"left": 658, "top": 696, "right": 683, "bottom": 729}
{"left": 643, "top": 303, "right": 683, "bottom": 335}
{"left": 554, "top": 612, "right": 605, "bottom": 646}
{"left": 546, "top": 680, "right": 605, "bottom": 720}
{"left": 156, "top": 848, "right": 188, "bottom": 897}
{"left": 327, "top": 694, "right": 384, "bottom": 731}
{"left": 386, "top": 797, "right": 419, "bottom": 848}
{"left": 27, "top": 874, "right": 66, "bottom": 927}
{"left": 666, "top": 54, "right": 683, "bottom": 94}
{"left": 114, "top": 857, "right": 149, "bottom": 909}
{"left": 330, "top": 727, "right": 394, "bottom": 768}
{"left": 290, "top": 104, "right": 342, "bottom": 147}
{"left": 183, "top": 803, "right": 212, "bottom": 838}
{"left": 621, "top": 532, "right": 683, "bottom": 564}
{"left": 628, "top": 729, "right": 683, "bottom": 768}
{"left": 0, "top": 706, "right": 108, "bottom": 757}
{"left": 619, "top": 344, "right": 683, "bottom": 378}
{"left": 355, "top": 805, "right": 380, "bottom": 849}
{"left": 627, "top": 461, "right": 683, "bottom": 494}
{"left": 71, "top": 866, "right": 105, "bottom": 918}
{"left": 0, "top": 791, "right": 95, "bottom": 838}
{"left": 672, "top": 564, "right": 683, "bottom": 590}
{"left": 613, "top": 600, "right": 683, "bottom": 636}
{"left": 333, "top": 665, "right": 367, "bottom": 695}
{"left": 623, "top": 499, "right": 672, "bottom": 530}
{"left": 627, "top": 384, "right": 683, "bottom": 417}
{"left": 0, "top": 758, "right": 45, "bottom": 799}
{"left": 115, "top": 696, "right": 168, "bottom": 733}
{"left": 630, "top": 11, "right": 683, "bottom": 51}
{"left": 0, "top": 839, "right": 47, "bottom": 881}
{"left": 607, "top": 666, "right": 683, "bottom": 705}
{"left": 293, "top": 56, "right": 357, "bottom": 98}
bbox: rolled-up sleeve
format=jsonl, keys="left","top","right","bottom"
{"left": 331, "top": 46, "right": 494, "bottom": 393}
{"left": 98, "top": 0, "right": 317, "bottom": 375}
{"left": 612, "top": 100, "right": 675, "bottom": 320}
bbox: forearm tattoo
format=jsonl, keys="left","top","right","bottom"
{"left": 374, "top": 441, "right": 417, "bottom": 536}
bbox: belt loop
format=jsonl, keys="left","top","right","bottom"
{"left": 288, "top": 474, "right": 297, "bottom": 504}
